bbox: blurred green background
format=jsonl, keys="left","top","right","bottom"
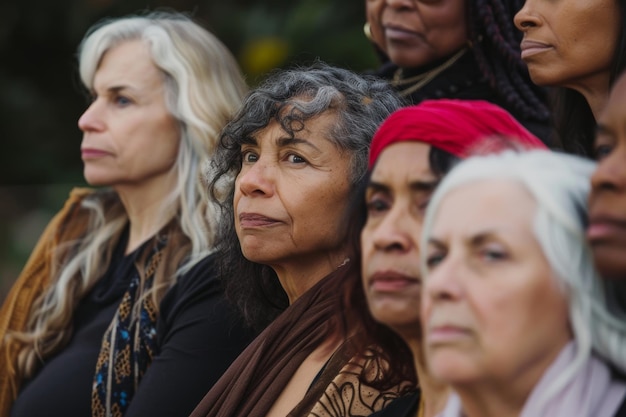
{"left": 0, "top": 0, "right": 380, "bottom": 300}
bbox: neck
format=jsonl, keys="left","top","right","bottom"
{"left": 568, "top": 72, "right": 612, "bottom": 120}
{"left": 115, "top": 172, "right": 177, "bottom": 254}
{"left": 272, "top": 253, "right": 349, "bottom": 304}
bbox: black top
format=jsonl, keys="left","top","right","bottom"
{"left": 11, "top": 232, "right": 254, "bottom": 417}
{"left": 374, "top": 51, "right": 553, "bottom": 145}
{"left": 370, "top": 391, "right": 420, "bottom": 417}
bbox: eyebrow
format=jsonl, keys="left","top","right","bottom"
{"left": 595, "top": 123, "right": 614, "bottom": 137}
{"left": 277, "top": 137, "right": 322, "bottom": 152}
{"left": 428, "top": 229, "right": 499, "bottom": 248}
{"left": 367, "top": 179, "right": 439, "bottom": 193}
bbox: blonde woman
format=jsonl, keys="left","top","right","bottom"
{"left": 0, "top": 11, "right": 252, "bottom": 417}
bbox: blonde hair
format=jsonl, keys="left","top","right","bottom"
{"left": 11, "top": 11, "right": 247, "bottom": 379}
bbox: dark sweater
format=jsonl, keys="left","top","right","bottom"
{"left": 11, "top": 235, "right": 253, "bottom": 417}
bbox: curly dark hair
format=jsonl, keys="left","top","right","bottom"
{"left": 207, "top": 62, "right": 405, "bottom": 332}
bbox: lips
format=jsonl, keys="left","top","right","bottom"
{"left": 426, "top": 324, "right": 471, "bottom": 345}
{"left": 367, "top": 270, "right": 420, "bottom": 293}
{"left": 520, "top": 39, "right": 552, "bottom": 59}
{"left": 81, "top": 148, "right": 111, "bottom": 159}
{"left": 587, "top": 214, "right": 626, "bottom": 242}
{"left": 238, "top": 212, "right": 281, "bottom": 228}
{"left": 384, "top": 24, "right": 421, "bottom": 42}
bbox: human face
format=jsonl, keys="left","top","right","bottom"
{"left": 366, "top": 0, "right": 467, "bottom": 69}
{"left": 361, "top": 142, "right": 437, "bottom": 341}
{"left": 514, "top": 0, "right": 620, "bottom": 93}
{"left": 588, "top": 74, "right": 626, "bottom": 280}
{"left": 78, "top": 40, "right": 180, "bottom": 191}
{"left": 422, "top": 180, "right": 570, "bottom": 388}
{"left": 234, "top": 113, "right": 353, "bottom": 292}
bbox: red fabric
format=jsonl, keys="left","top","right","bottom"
{"left": 368, "top": 99, "right": 548, "bottom": 168}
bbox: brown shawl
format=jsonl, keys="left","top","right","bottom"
{"left": 189, "top": 265, "right": 408, "bottom": 417}
{"left": 190, "top": 265, "right": 348, "bottom": 417}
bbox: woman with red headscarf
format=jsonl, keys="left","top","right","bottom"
{"left": 341, "top": 99, "right": 546, "bottom": 417}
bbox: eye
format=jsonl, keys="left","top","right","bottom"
{"left": 425, "top": 251, "right": 445, "bottom": 268}
{"left": 286, "top": 154, "right": 307, "bottom": 164}
{"left": 479, "top": 248, "right": 508, "bottom": 262}
{"left": 594, "top": 144, "right": 613, "bottom": 161}
{"left": 366, "top": 197, "right": 389, "bottom": 214}
{"left": 242, "top": 150, "right": 258, "bottom": 163}
{"left": 113, "top": 95, "right": 132, "bottom": 107}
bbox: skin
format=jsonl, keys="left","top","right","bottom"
{"left": 366, "top": 0, "right": 467, "bottom": 69}
{"left": 514, "top": 0, "right": 621, "bottom": 118}
{"left": 361, "top": 142, "right": 448, "bottom": 417}
{"left": 588, "top": 73, "right": 626, "bottom": 280}
{"left": 78, "top": 40, "right": 181, "bottom": 252}
{"left": 234, "top": 113, "right": 352, "bottom": 304}
{"left": 422, "top": 180, "right": 571, "bottom": 417}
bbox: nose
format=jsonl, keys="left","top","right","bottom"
{"left": 591, "top": 146, "right": 626, "bottom": 194}
{"left": 78, "top": 100, "right": 105, "bottom": 133}
{"left": 371, "top": 205, "right": 417, "bottom": 253}
{"left": 514, "top": 1, "right": 540, "bottom": 32}
{"left": 423, "top": 252, "right": 463, "bottom": 303}
{"left": 237, "top": 158, "right": 275, "bottom": 197}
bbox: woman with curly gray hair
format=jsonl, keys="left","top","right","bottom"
{"left": 190, "top": 63, "right": 415, "bottom": 417}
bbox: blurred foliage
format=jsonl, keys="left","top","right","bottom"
{"left": 0, "top": 0, "right": 380, "bottom": 299}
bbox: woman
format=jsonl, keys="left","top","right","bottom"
{"left": 421, "top": 150, "right": 626, "bottom": 417}
{"left": 364, "top": 0, "right": 551, "bottom": 143}
{"left": 190, "top": 63, "right": 414, "bottom": 417}
{"left": 587, "top": 70, "right": 626, "bottom": 307}
{"left": 349, "top": 99, "right": 547, "bottom": 417}
{"left": 514, "top": 0, "right": 625, "bottom": 156}
{"left": 0, "top": 12, "right": 253, "bottom": 417}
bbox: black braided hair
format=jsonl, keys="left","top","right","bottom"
{"left": 468, "top": 0, "right": 551, "bottom": 125}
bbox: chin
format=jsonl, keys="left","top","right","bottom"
{"left": 427, "top": 353, "right": 479, "bottom": 385}
{"left": 592, "top": 249, "right": 626, "bottom": 280}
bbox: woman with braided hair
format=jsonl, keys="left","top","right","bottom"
{"left": 514, "top": 0, "right": 625, "bottom": 157}
{"left": 364, "top": 0, "right": 552, "bottom": 144}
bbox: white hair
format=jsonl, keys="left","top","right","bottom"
{"left": 421, "top": 150, "right": 626, "bottom": 402}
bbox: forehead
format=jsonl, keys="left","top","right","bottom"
{"left": 253, "top": 111, "right": 338, "bottom": 142}
{"left": 94, "top": 40, "right": 161, "bottom": 87}
{"left": 371, "top": 141, "right": 434, "bottom": 181}
{"left": 432, "top": 179, "right": 536, "bottom": 235}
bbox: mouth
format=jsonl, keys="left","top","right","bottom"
{"left": 587, "top": 215, "right": 626, "bottom": 242}
{"left": 383, "top": 24, "right": 421, "bottom": 42}
{"left": 81, "top": 148, "right": 111, "bottom": 159}
{"left": 520, "top": 39, "right": 552, "bottom": 59}
{"left": 238, "top": 212, "right": 282, "bottom": 228}
{"left": 368, "top": 270, "right": 420, "bottom": 293}
{"left": 427, "top": 324, "right": 470, "bottom": 345}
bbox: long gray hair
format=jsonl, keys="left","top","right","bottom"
{"left": 11, "top": 11, "right": 247, "bottom": 379}
{"left": 421, "top": 150, "right": 626, "bottom": 403}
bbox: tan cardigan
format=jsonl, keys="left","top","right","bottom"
{"left": 0, "top": 188, "right": 93, "bottom": 417}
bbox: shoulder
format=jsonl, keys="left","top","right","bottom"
{"left": 157, "top": 253, "right": 228, "bottom": 322}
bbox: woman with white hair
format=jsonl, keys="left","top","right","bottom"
{"left": 0, "top": 11, "right": 253, "bottom": 417}
{"left": 420, "top": 150, "right": 626, "bottom": 417}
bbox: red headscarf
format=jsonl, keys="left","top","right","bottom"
{"left": 368, "top": 99, "right": 548, "bottom": 168}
